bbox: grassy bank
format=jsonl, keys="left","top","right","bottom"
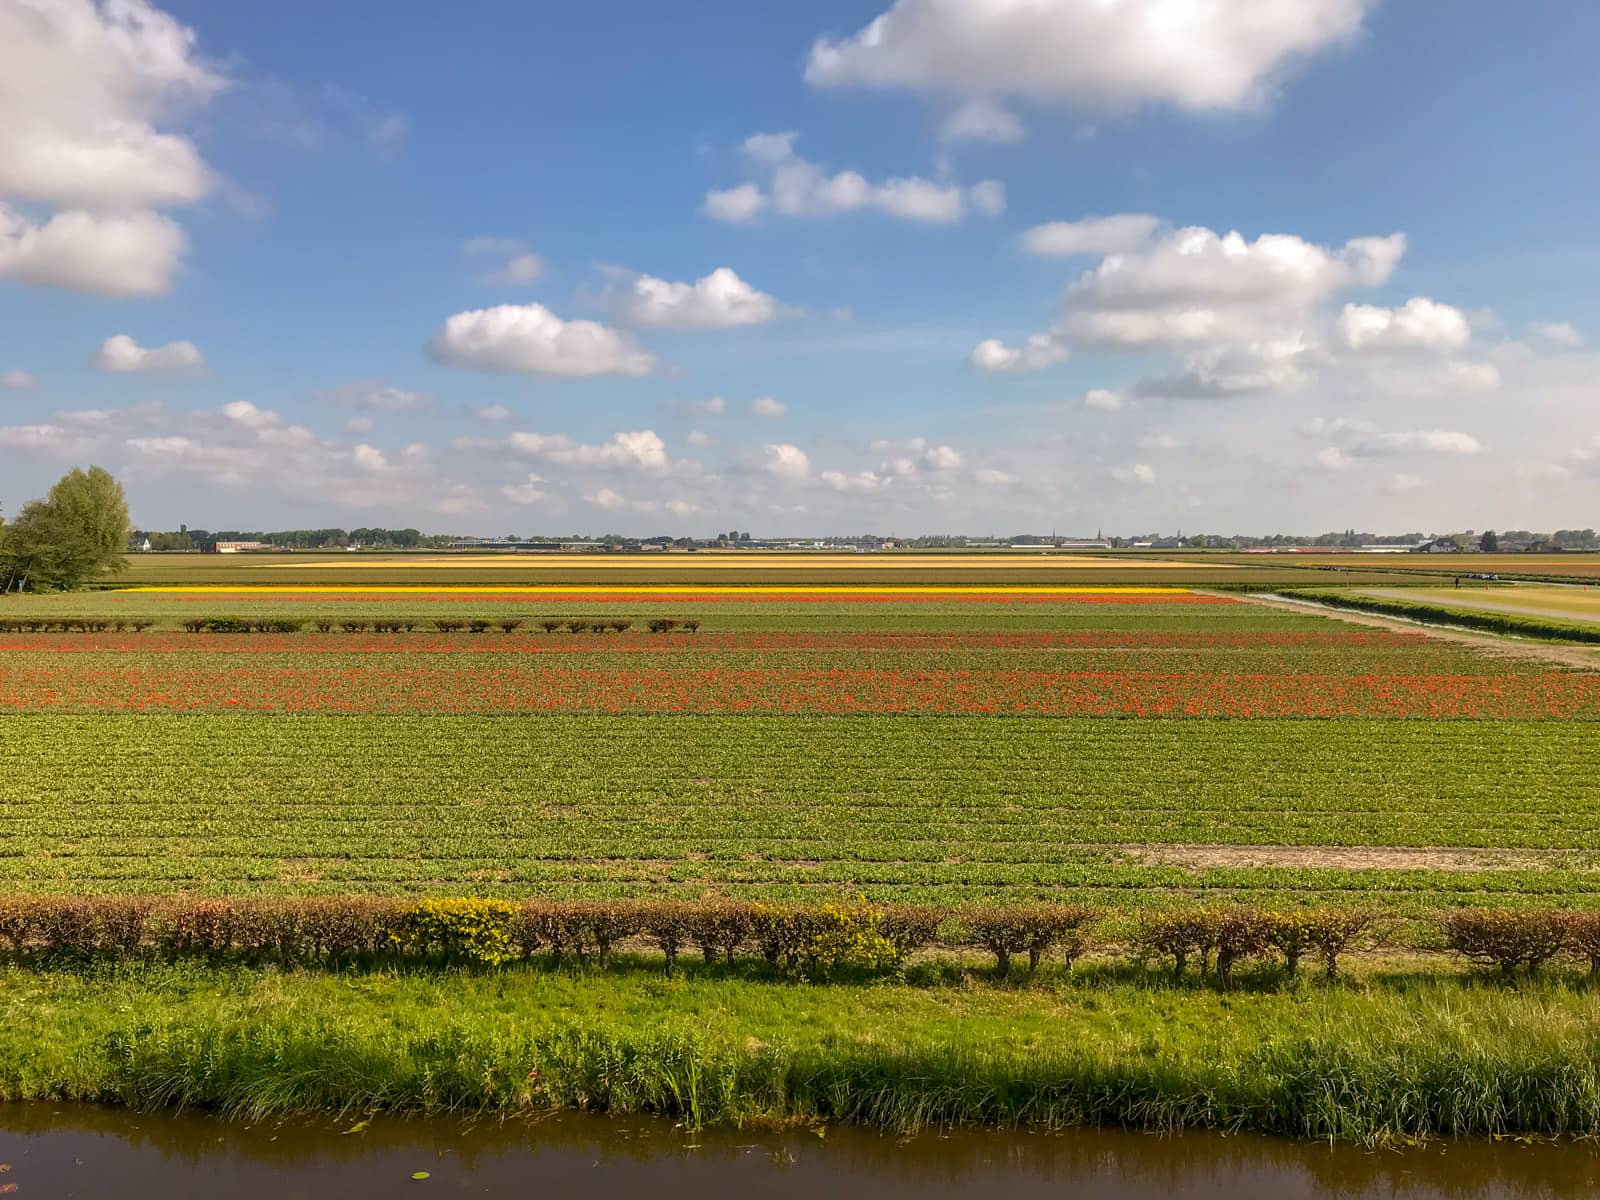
{"left": 4, "top": 959, "right": 1600, "bottom": 1143}
{"left": 1282, "top": 589, "right": 1600, "bottom": 644}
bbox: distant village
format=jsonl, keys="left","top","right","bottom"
{"left": 127, "top": 525, "right": 1600, "bottom": 555}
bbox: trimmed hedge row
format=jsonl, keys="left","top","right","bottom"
{"left": 0, "top": 618, "right": 154, "bottom": 633}
{"left": 5, "top": 897, "right": 1599, "bottom": 983}
{"left": 1283, "top": 589, "right": 1600, "bottom": 644}
{"left": 172, "top": 617, "right": 704, "bottom": 635}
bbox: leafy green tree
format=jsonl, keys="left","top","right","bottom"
{"left": 1479, "top": 530, "right": 1499, "bottom": 553}
{"left": 0, "top": 466, "right": 130, "bottom": 591}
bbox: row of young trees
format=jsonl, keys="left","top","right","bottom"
{"left": 0, "top": 466, "right": 130, "bottom": 592}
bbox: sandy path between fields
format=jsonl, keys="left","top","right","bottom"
{"left": 1120, "top": 844, "right": 1597, "bottom": 872}
{"left": 1233, "top": 591, "right": 1600, "bottom": 669}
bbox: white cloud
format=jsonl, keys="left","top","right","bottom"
{"left": 940, "top": 98, "right": 1024, "bottom": 143}
{"left": 0, "top": 205, "right": 187, "bottom": 296}
{"left": 0, "top": 424, "right": 84, "bottom": 452}
{"left": 665, "top": 498, "right": 701, "bottom": 517}
{"left": 751, "top": 396, "right": 787, "bottom": 418}
{"left": 686, "top": 429, "right": 712, "bottom": 447}
{"left": 1337, "top": 297, "right": 1471, "bottom": 352}
{"left": 1060, "top": 227, "right": 1405, "bottom": 347}
{"left": 427, "top": 303, "right": 656, "bottom": 377}
{"left": 706, "top": 131, "right": 1003, "bottom": 224}
{"left": 0, "top": 0, "right": 224, "bottom": 210}
{"left": 93, "top": 333, "right": 203, "bottom": 373}
{"left": 762, "top": 443, "right": 811, "bottom": 479}
{"left": 1, "top": 369, "right": 35, "bottom": 390}
{"left": 1112, "top": 462, "right": 1156, "bottom": 484}
{"left": 970, "top": 334, "right": 1068, "bottom": 372}
{"left": 617, "top": 267, "right": 787, "bottom": 330}
{"left": 1529, "top": 321, "right": 1584, "bottom": 347}
{"left": 1354, "top": 429, "right": 1484, "bottom": 456}
{"left": 464, "top": 237, "right": 543, "bottom": 286}
{"left": 587, "top": 486, "right": 626, "bottom": 510}
{"left": 1083, "top": 387, "right": 1123, "bottom": 411}
{"left": 469, "top": 404, "right": 512, "bottom": 422}
{"left": 923, "top": 444, "right": 962, "bottom": 470}
{"left": 805, "top": 0, "right": 1371, "bottom": 111}
{"left": 0, "top": 0, "right": 224, "bottom": 299}
{"left": 346, "top": 416, "right": 374, "bottom": 434}
{"left": 501, "top": 474, "right": 547, "bottom": 505}
{"left": 508, "top": 429, "right": 669, "bottom": 471}
{"left": 1388, "top": 473, "right": 1424, "bottom": 491}
{"left": 703, "top": 183, "right": 768, "bottom": 223}
{"left": 1022, "top": 214, "right": 1162, "bottom": 257}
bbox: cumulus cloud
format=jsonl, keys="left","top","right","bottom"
{"left": 0, "top": 0, "right": 224, "bottom": 297}
{"left": 0, "top": 205, "right": 187, "bottom": 296}
{"left": 703, "top": 183, "right": 768, "bottom": 223}
{"left": 804, "top": 0, "right": 1371, "bottom": 111}
{"left": 507, "top": 429, "right": 669, "bottom": 471}
{"left": 939, "top": 98, "right": 1025, "bottom": 143}
{"left": 1, "top": 369, "right": 35, "bottom": 389}
{"left": 1022, "top": 214, "right": 1162, "bottom": 257}
{"left": 469, "top": 404, "right": 512, "bottom": 422}
{"left": 1112, "top": 462, "right": 1156, "bottom": 484}
{"left": 427, "top": 303, "right": 656, "bottom": 377}
{"left": 1337, "top": 297, "right": 1471, "bottom": 352}
{"left": 970, "top": 333, "right": 1069, "bottom": 372}
{"left": 1083, "top": 388, "right": 1123, "bottom": 411}
{"left": 821, "top": 468, "right": 888, "bottom": 492}
{"left": 587, "top": 486, "right": 626, "bottom": 510}
{"left": 705, "top": 131, "right": 1003, "bottom": 224}
{"left": 93, "top": 333, "right": 203, "bottom": 373}
{"left": 463, "top": 237, "right": 543, "bottom": 286}
{"left": 616, "top": 267, "right": 788, "bottom": 330}
{"left": 751, "top": 396, "right": 787, "bottom": 418}
{"left": 762, "top": 443, "right": 811, "bottom": 479}
{"left": 1060, "top": 227, "right": 1405, "bottom": 347}
{"left": 686, "top": 429, "right": 712, "bottom": 447}
{"left": 974, "top": 467, "right": 1018, "bottom": 486}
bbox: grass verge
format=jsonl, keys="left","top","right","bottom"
{"left": 3, "top": 959, "right": 1600, "bottom": 1144}
{"left": 1279, "top": 589, "right": 1600, "bottom": 644}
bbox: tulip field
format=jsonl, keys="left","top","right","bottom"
{"left": 2, "top": 573, "right": 1598, "bottom": 909}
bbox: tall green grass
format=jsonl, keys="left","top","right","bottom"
{"left": 3, "top": 960, "right": 1599, "bottom": 1143}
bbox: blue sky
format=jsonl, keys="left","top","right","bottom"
{"left": 2, "top": 0, "right": 1598, "bottom": 535}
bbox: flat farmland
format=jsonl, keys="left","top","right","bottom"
{"left": 3, "top": 579, "right": 1599, "bottom": 910}
{"left": 99, "top": 550, "right": 1427, "bottom": 587}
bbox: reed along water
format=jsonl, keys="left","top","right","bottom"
{"left": 4, "top": 1105, "right": 1599, "bottom": 1198}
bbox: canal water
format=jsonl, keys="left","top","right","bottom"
{"left": 3, "top": 1105, "right": 1597, "bottom": 1198}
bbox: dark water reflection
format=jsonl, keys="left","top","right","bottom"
{"left": 2, "top": 1105, "right": 1598, "bottom": 1199}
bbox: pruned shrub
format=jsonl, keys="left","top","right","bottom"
{"left": 434, "top": 620, "right": 464, "bottom": 633}
{"left": 963, "top": 903, "right": 1095, "bottom": 977}
{"left": 403, "top": 897, "right": 518, "bottom": 966}
{"left": 681, "top": 619, "right": 701, "bottom": 633}
{"left": 315, "top": 620, "right": 334, "bottom": 633}
{"left": 648, "top": 618, "right": 678, "bottom": 634}
{"left": 609, "top": 620, "right": 631, "bottom": 633}
{"left": 639, "top": 900, "right": 699, "bottom": 974}
{"left": 340, "top": 621, "right": 369, "bottom": 633}
{"left": 565, "top": 620, "right": 588, "bottom": 634}
{"left": 498, "top": 619, "right": 524, "bottom": 633}
{"left": 1213, "top": 908, "right": 1273, "bottom": 988}
{"left": 1136, "top": 910, "right": 1222, "bottom": 980}
{"left": 878, "top": 904, "right": 942, "bottom": 958}
{"left": 468, "top": 619, "right": 492, "bottom": 634}
{"left": 688, "top": 899, "right": 749, "bottom": 964}
{"left": 1445, "top": 908, "right": 1570, "bottom": 975}
{"left": 1563, "top": 912, "right": 1600, "bottom": 977}
{"left": 802, "top": 900, "right": 902, "bottom": 980}
{"left": 540, "top": 620, "right": 562, "bottom": 633}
